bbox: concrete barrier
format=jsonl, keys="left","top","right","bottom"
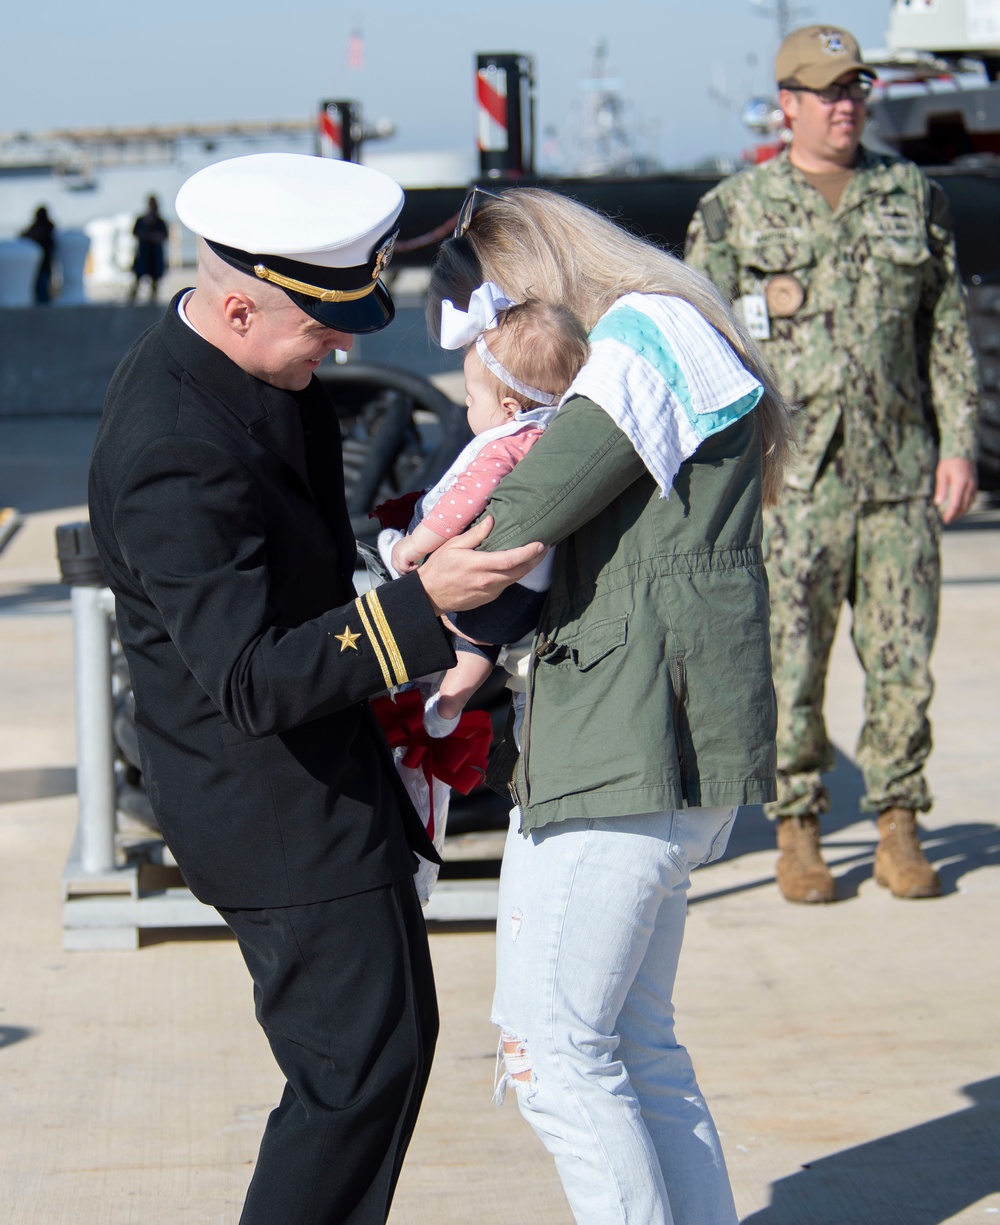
{"left": 0, "top": 304, "right": 164, "bottom": 415}
{"left": 0, "top": 302, "right": 461, "bottom": 417}
{"left": 0, "top": 239, "right": 40, "bottom": 308}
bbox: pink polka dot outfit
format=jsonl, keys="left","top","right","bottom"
{"left": 422, "top": 425, "right": 544, "bottom": 539}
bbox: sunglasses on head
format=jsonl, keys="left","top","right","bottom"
{"left": 781, "top": 78, "right": 872, "bottom": 105}
{"left": 453, "top": 186, "right": 506, "bottom": 239}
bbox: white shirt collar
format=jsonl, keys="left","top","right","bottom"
{"left": 177, "top": 289, "right": 205, "bottom": 338}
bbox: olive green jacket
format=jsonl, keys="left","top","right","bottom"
{"left": 685, "top": 149, "right": 980, "bottom": 501}
{"left": 480, "top": 397, "right": 777, "bottom": 833}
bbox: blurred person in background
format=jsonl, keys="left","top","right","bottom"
{"left": 129, "top": 194, "right": 169, "bottom": 302}
{"left": 21, "top": 205, "right": 56, "bottom": 304}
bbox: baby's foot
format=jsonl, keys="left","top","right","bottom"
{"left": 424, "top": 691, "right": 461, "bottom": 739}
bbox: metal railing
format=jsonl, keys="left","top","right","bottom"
{"left": 55, "top": 509, "right": 502, "bottom": 950}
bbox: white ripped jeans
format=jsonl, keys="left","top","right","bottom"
{"left": 492, "top": 806, "right": 739, "bottom": 1225}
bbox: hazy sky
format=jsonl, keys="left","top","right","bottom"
{"left": 4, "top": 1, "right": 891, "bottom": 168}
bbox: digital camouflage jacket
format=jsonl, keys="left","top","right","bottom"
{"left": 685, "top": 149, "right": 980, "bottom": 500}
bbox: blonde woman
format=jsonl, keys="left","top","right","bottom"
{"left": 428, "top": 187, "right": 789, "bottom": 1225}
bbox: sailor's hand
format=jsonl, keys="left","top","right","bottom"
{"left": 934, "top": 457, "right": 977, "bottom": 524}
{"left": 417, "top": 517, "right": 546, "bottom": 616}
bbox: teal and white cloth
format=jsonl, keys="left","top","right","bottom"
{"left": 563, "top": 293, "right": 763, "bottom": 497}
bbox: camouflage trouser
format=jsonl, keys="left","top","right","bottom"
{"left": 763, "top": 458, "right": 940, "bottom": 820}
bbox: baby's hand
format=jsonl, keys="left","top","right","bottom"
{"left": 391, "top": 538, "right": 421, "bottom": 573}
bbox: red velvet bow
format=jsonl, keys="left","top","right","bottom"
{"left": 371, "top": 689, "right": 493, "bottom": 839}
{"left": 369, "top": 489, "right": 427, "bottom": 532}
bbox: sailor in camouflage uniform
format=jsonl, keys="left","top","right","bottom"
{"left": 686, "top": 25, "right": 980, "bottom": 903}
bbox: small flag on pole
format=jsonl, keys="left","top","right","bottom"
{"left": 347, "top": 27, "right": 365, "bottom": 71}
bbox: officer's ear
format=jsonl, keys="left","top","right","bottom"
{"left": 221, "top": 291, "right": 257, "bottom": 336}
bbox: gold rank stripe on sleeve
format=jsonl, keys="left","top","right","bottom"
{"left": 354, "top": 596, "right": 392, "bottom": 689}
{"left": 353, "top": 590, "right": 410, "bottom": 689}
{"left": 363, "top": 588, "right": 409, "bottom": 686}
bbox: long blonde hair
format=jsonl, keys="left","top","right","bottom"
{"left": 428, "top": 188, "right": 790, "bottom": 505}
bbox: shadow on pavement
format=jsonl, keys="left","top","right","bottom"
{"left": 0, "top": 582, "right": 71, "bottom": 612}
{"left": 742, "top": 1076, "right": 1000, "bottom": 1225}
{"left": 0, "top": 1026, "right": 34, "bottom": 1051}
{"left": 710, "top": 745, "right": 866, "bottom": 875}
{"left": 698, "top": 748, "right": 999, "bottom": 905}
{"left": 0, "top": 765, "right": 77, "bottom": 804}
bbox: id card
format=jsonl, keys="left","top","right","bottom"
{"left": 737, "top": 294, "right": 770, "bottom": 340}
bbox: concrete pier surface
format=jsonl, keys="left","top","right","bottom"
{"left": 1, "top": 413, "right": 998, "bottom": 1224}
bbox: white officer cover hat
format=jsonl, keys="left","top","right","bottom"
{"left": 175, "top": 152, "right": 404, "bottom": 334}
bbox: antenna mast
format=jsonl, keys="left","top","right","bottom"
{"left": 775, "top": 0, "right": 792, "bottom": 42}
{"left": 579, "top": 39, "right": 636, "bottom": 176}
{"left": 750, "top": 0, "right": 806, "bottom": 47}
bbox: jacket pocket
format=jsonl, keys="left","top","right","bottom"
{"left": 521, "top": 614, "right": 638, "bottom": 809}
{"left": 863, "top": 205, "right": 930, "bottom": 314}
{"left": 740, "top": 233, "right": 814, "bottom": 317}
{"left": 869, "top": 233, "right": 930, "bottom": 267}
{"left": 566, "top": 615, "right": 628, "bottom": 670}
{"left": 745, "top": 235, "right": 813, "bottom": 275}
{"left": 750, "top": 235, "right": 813, "bottom": 271}
{"left": 534, "top": 615, "right": 628, "bottom": 670}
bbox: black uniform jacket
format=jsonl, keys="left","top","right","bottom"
{"left": 88, "top": 293, "right": 456, "bottom": 908}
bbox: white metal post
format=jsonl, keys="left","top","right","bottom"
{"left": 71, "top": 585, "right": 117, "bottom": 874}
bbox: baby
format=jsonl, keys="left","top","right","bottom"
{"left": 388, "top": 291, "right": 588, "bottom": 737}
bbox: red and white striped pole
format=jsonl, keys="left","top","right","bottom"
{"left": 475, "top": 55, "right": 533, "bottom": 178}
{"left": 477, "top": 63, "right": 509, "bottom": 157}
{"left": 319, "top": 103, "right": 343, "bottom": 159}
{"left": 318, "top": 100, "right": 359, "bottom": 162}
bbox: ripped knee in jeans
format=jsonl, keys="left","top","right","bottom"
{"left": 493, "top": 1029, "right": 533, "bottom": 1105}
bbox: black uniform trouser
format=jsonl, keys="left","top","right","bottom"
{"left": 219, "top": 877, "right": 438, "bottom": 1225}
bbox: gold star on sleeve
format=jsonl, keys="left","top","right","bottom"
{"left": 335, "top": 625, "right": 361, "bottom": 652}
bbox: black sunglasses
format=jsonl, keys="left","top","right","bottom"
{"left": 453, "top": 186, "right": 505, "bottom": 239}
{"left": 782, "top": 78, "right": 872, "bottom": 105}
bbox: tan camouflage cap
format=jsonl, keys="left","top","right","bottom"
{"left": 775, "top": 25, "right": 877, "bottom": 89}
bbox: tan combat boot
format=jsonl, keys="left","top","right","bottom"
{"left": 874, "top": 808, "right": 942, "bottom": 898}
{"left": 775, "top": 814, "right": 837, "bottom": 904}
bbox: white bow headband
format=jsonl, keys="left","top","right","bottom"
{"left": 439, "top": 281, "right": 559, "bottom": 408}
{"left": 439, "top": 280, "right": 512, "bottom": 349}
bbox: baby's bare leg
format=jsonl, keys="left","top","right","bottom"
{"left": 437, "top": 651, "right": 495, "bottom": 721}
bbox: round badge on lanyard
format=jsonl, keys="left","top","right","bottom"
{"left": 765, "top": 274, "right": 805, "bottom": 317}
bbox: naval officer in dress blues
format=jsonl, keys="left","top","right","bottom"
{"left": 88, "top": 152, "right": 544, "bottom": 1224}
